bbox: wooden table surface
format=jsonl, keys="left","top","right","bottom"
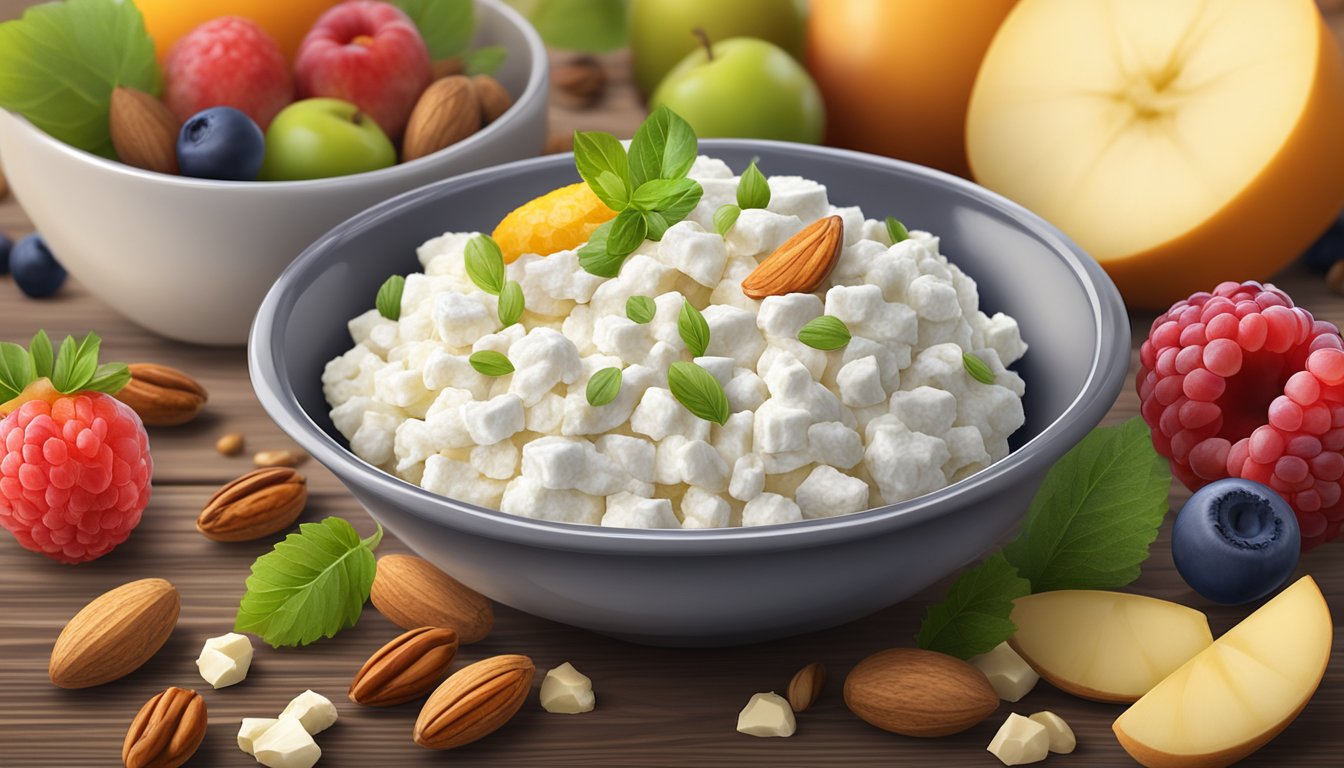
{"left": 3, "top": 3, "right": 1344, "bottom": 766}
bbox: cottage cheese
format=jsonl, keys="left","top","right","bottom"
{"left": 323, "top": 156, "right": 1028, "bottom": 529}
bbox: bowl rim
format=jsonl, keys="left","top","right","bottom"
{"left": 250, "top": 139, "right": 1131, "bottom": 556}
{"left": 0, "top": 0, "right": 546, "bottom": 191}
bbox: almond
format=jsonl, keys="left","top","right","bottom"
{"left": 552, "top": 56, "right": 606, "bottom": 108}
{"left": 432, "top": 57, "right": 465, "bottom": 80}
{"left": 402, "top": 76, "right": 482, "bottom": 162}
{"left": 787, "top": 661, "right": 827, "bottom": 713}
{"left": 349, "top": 626, "right": 459, "bottom": 707}
{"left": 50, "top": 578, "right": 179, "bottom": 689}
{"left": 110, "top": 87, "right": 180, "bottom": 175}
{"left": 741, "top": 215, "right": 844, "bottom": 299}
{"left": 215, "top": 432, "right": 245, "bottom": 456}
{"left": 116, "top": 363, "right": 208, "bottom": 426}
{"left": 253, "top": 449, "right": 307, "bottom": 468}
{"left": 413, "top": 654, "right": 534, "bottom": 750}
{"left": 472, "top": 75, "right": 514, "bottom": 123}
{"left": 843, "top": 648, "right": 998, "bottom": 737}
{"left": 371, "top": 554, "right": 494, "bottom": 643}
{"left": 196, "top": 467, "right": 307, "bottom": 542}
{"left": 121, "top": 687, "right": 207, "bottom": 768}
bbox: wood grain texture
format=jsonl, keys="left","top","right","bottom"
{"left": 1, "top": 1, "right": 1343, "bottom": 765}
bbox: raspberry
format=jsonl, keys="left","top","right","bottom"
{"left": 165, "top": 17, "right": 294, "bottom": 130}
{"left": 1138, "top": 281, "right": 1344, "bottom": 549}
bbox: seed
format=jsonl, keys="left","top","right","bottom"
{"left": 254, "top": 449, "right": 306, "bottom": 468}
{"left": 216, "top": 433, "right": 245, "bottom": 457}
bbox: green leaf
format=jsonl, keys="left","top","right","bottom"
{"left": 586, "top": 366, "right": 622, "bottom": 406}
{"left": 389, "top": 0, "right": 474, "bottom": 59}
{"left": 886, "top": 216, "right": 910, "bottom": 244}
{"left": 578, "top": 221, "right": 625, "bottom": 277}
{"left": 627, "top": 105, "right": 697, "bottom": 188}
{"left": 497, "top": 280, "right": 525, "bottom": 327}
{"left": 507, "top": 0, "right": 627, "bottom": 53}
{"left": 737, "top": 161, "right": 771, "bottom": 210}
{"left": 0, "top": 342, "right": 35, "bottom": 402}
{"left": 714, "top": 204, "right": 742, "bottom": 236}
{"left": 29, "top": 330, "right": 53, "bottom": 380}
{"left": 573, "top": 131, "right": 630, "bottom": 211}
{"left": 234, "top": 517, "right": 382, "bottom": 648}
{"left": 678, "top": 300, "right": 710, "bottom": 358}
{"left": 1002, "top": 418, "right": 1172, "bottom": 592}
{"left": 469, "top": 350, "right": 514, "bottom": 377}
{"left": 462, "top": 45, "right": 507, "bottom": 76}
{"left": 0, "top": 0, "right": 160, "bottom": 159}
{"left": 631, "top": 177, "right": 693, "bottom": 211}
{"left": 608, "top": 209, "right": 647, "bottom": 256}
{"left": 465, "top": 235, "right": 506, "bottom": 296}
{"left": 594, "top": 170, "right": 629, "bottom": 209}
{"left": 50, "top": 332, "right": 100, "bottom": 394}
{"left": 642, "top": 210, "right": 671, "bottom": 241}
{"left": 917, "top": 553, "right": 1031, "bottom": 660}
{"left": 376, "top": 275, "right": 406, "bottom": 321}
{"left": 667, "top": 361, "right": 729, "bottom": 425}
{"left": 626, "top": 295, "right": 655, "bottom": 324}
{"left": 963, "top": 352, "right": 996, "bottom": 385}
{"left": 798, "top": 316, "right": 851, "bottom": 350}
{"left": 84, "top": 363, "right": 130, "bottom": 395}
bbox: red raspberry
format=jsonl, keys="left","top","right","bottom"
{"left": 165, "top": 17, "right": 295, "bottom": 130}
{"left": 0, "top": 393, "right": 152, "bottom": 564}
{"left": 1138, "top": 281, "right": 1344, "bottom": 550}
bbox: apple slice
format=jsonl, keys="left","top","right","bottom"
{"left": 1113, "top": 576, "right": 1332, "bottom": 768}
{"left": 966, "top": 0, "right": 1344, "bottom": 309}
{"left": 1008, "top": 590, "right": 1213, "bottom": 703}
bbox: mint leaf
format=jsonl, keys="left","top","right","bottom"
{"left": 886, "top": 217, "right": 910, "bottom": 244}
{"left": 463, "top": 45, "right": 507, "bottom": 76}
{"left": 469, "top": 350, "right": 514, "bottom": 377}
{"left": 678, "top": 300, "right": 710, "bottom": 358}
{"left": 917, "top": 553, "right": 1030, "bottom": 660}
{"left": 714, "top": 204, "right": 742, "bottom": 236}
{"left": 963, "top": 352, "right": 995, "bottom": 385}
{"left": 608, "top": 209, "right": 647, "bottom": 256}
{"left": 234, "top": 518, "right": 382, "bottom": 648}
{"left": 29, "top": 331, "right": 53, "bottom": 380}
{"left": 737, "top": 161, "right": 770, "bottom": 209}
{"left": 586, "top": 366, "right": 622, "bottom": 406}
{"left": 376, "top": 275, "right": 406, "bottom": 321}
{"left": 0, "top": 0, "right": 160, "bottom": 159}
{"left": 574, "top": 131, "right": 630, "bottom": 211}
{"left": 0, "top": 342, "right": 34, "bottom": 402}
{"left": 84, "top": 363, "right": 131, "bottom": 395}
{"left": 510, "top": 0, "right": 628, "bottom": 53}
{"left": 390, "top": 0, "right": 473, "bottom": 59}
{"left": 798, "top": 316, "right": 851, "bottom": 350}
{"left": 1002, "top": 418, "right": 1171, "bottom": 592}
{"left": 626, "top": 296, "right": 655, "bottom": 324}
{"left": 497, "top": 280, "right": 525, "bottom": 327}
{"left": 627, "top": 105, "right": 697, "bottom": 188}
{"left": 465, "top": 235, "right": 506, "bottom": 296}
{"left": 578, "top": 221, "right": 624, "bottom": 277}
{"left": 667, "top": 361, "right": 729, "bottom": 425}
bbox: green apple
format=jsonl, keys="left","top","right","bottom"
{"left": 650, "top": 37, "right": 825, "bottom": 144}
{"left": 260, "top": 98, "right": 397, "bottom": 181}
{"left": 631, "top": 0, "right": 806, "bottom": 98}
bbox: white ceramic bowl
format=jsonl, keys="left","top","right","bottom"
{"left": 0, "top": 0, "right": 546, "bottom": 346}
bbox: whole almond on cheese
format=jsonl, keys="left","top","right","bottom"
{"left": 741, "top": 215, "right": 844, "bottom": 299}
{"left": 116, "top": 363, "right": 208, "bottom": 426}
{"left": 110, "top": 87, "right": 180, "bottom": 175}
{"left": 414, "top": 654, "right": 535, "bottom": 750}
{"left": 843, "top": 648, "right": 998, "bottom": 737}
{"left": 371, "top": 554, "right": 494, "bottom": 643}
{"left": 349, "top": 626, "right": 460, "bottom": 707}
{"left": 196, "top": 468, "right": 307, "bottom": 542}
{"left": 121, "top": 686, "right": 207, "bottom": 768}
{"left": 402, "top": 76, "right": 482, "bottom": 162}
{"left": 50, "top": 578, "right": 180, "bottom": 689}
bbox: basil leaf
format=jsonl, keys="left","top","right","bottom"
{"left": 578, "top": 221, "right": 625, "bottom": 277}
{"left": 736, "top": 161, "right": 771, "bottom": 209}
{"left": 626, "top": 295, "right": 655, "bottom": 324}
{"left": 627, "top": 104, "right": 697, "bottom": 188}
{"left": 714, "top": 204, "right": 742, "bottom": 236}
{"left": 574, "top": 131, "right": 630, "bottom": 210}
{"left": 1002, "top": 418, "right": 1171, "bottom": 592}
{"left": 469, "top": 350, "right": 515, "bottom": 377}
{"left": 234, "top": 517, "right": 382, "bottom": 648}
{"left": 798, "top": 316, "right": 851, "bottom": 350}
{"left": 678, "top": 301, "right": 710, "bottom": 357}
{"left": 465, "top": 234, "right": 506, "bottom": 296}
{"left": 886, "top": 216, "right": 910, "bottom": 244}
{"left": 376, "top": 275, "right": 406, "bottom": 321}
{"left": 963, "top": 352, "right": 995, "bottom": 385}
{"left": 631, "top": 177, "right": 696, "bottom": 211}
{"left": 642, "top": 210, "right": 671, "bottom": 241}
{"left": 917, "top": 553, "right": 1030, "bottom": 660}
{"left": 0, "top": 342, "right": 34, "bottom": 402}
{"left": 607, "top": 208, "right": 648, "bottom": 257}
{"left": 595, "top": 170, "right": 629, "bottom": 209}
{"left": 84, "top": 363, "right": 131, "bottom": 395}
{"left": 462, "top": 45, "right": 507, "bottom": 76}
{"left": 649, "top": 177, "right": 703, "bottom": 231}
{"left": 667, "top": 361, "right": 729, "bottom": 425}
{"left": 586, "top": 367, "right": 622, "bottom": 406}
{"left": 390, "top": 0, "right": 473, "bottom": 59}
{"left": 29, "top": 330, "right": 54, "bottom": 380}
{"left": 497, "top": 280, "right": 525, "bottom": 327}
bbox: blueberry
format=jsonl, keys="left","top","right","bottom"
{"left": 1300, "top": 216, "right": 1344, "bottom": 274}
{"left": 0, "top": 231, "right": 11, "bottom": 275}
{"left": 10, "top": 234, "right": 67, "bottom": 298}
{"left": 177, "top": 107, "right": 265, "bottom": 181}
{"left": 1172, "top": 478, "right": 1300, "bottom": 605}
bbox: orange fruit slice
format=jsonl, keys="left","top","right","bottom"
{"left": 492, "top": 182, "right": 617, "bottom": 263}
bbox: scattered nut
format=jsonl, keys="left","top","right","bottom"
{"left": 349, "top": 626, "right": 459, "bottom": 707}
{"left": 786, "top": 661, "right": 826, "bottom": 713}
{"left": 197, "top": 467, "right": 307, "bottom": 542}
{"left": 49, "top": 578, "right": 179, "bottom": 689}
{"left": 987, "top": 712, "right": 1049, "bottom": 766}
{"left": 552, "top": 56, "right": 606, "bottom": 108}
{"left": 432, "top": 57, "right": 465, "bottom": 80}
{"left": 1327, "top": 259, "right": 1344, "bottom": 295}
{"left": 371, "top": 554, "right": 494, "bottom": 643}
{"left": 1028, "top": 711, "right": 1077, "bottom": 754}
{"left": 736, "top": 692, "right": 796, "bottom": 737}
{"left": 254, "top": 449, "right": 307, "bottom": 468}
{"left": 116, "top": 363, "right": 208, "bottom": 426}
{"left": 843, "top": 648, "right": 998, "bottom": 737}
{"left": 122, "top": 686, "right": 207, "bottom": 768}
{"left": 196, "top": 632, "right": 253, "bottom": 689}
{"left": 539, "top": 662, "right": 595, "bottom": 714}
{"left": 414, "top": 654, "right": 535, "bottom": 750}
{"left": 971, "top": 642, "right": 1039, "bottom": 702}
{"left": 473, "top": 74, "right": 514, "bottom": 123}
{"left": 216, "top": 433, "right": 245, "bottom": 456}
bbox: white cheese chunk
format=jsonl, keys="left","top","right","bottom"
{"left": 540, "top": 662, "right": 596, "bottom": 714}
{"left": 196, "top": 632, "right": 253, "bottom": 689}
{"left": 279, "top": 690, "right": 338, "bottom": 735}
{"left": 971, "top": 642, "right": 1040, "bottom": 703}
{"left": 1028, "top": 711, "right": 1076, "bottom": 754}
{"left": 987, "top": 713, "right": 1049, "bottom": 766}
{"left": 237, "top": 717, "right": 279, "bottom": 756}
{"left": 254, "top": 717, "right": 322, "bottom": 768}
{"left": 736, "top": 692, "right": 796, "bottom": 738}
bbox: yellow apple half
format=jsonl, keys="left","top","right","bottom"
{"left": 1008, "top": 590, "right": 1213, "bottom": 703}
{"left": 966, "top": 0, "right": 1344, "bottom": 309}
{"left": 1113, "top": 576, "right": 1333, "bottom": 768}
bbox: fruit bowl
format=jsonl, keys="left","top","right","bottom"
{"left": 250, "top": 140, "right": 1130, "bottom": 646}
{"left": 0, "top": 0, "right": 546, "bottom": 347}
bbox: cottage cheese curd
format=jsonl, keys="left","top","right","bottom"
{"left": 323, "top": 156, "right": 1027, "bottom": 529}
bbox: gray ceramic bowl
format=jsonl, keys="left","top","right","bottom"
{"left": 250, "top": 140, "right": 1130, "bottom": 646}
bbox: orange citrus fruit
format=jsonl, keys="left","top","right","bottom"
{"left": 492, "top": 182, "right": 618, "bottom": 263}
{"left": 135, "top": 0, "right": 339, "bottom": 61}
